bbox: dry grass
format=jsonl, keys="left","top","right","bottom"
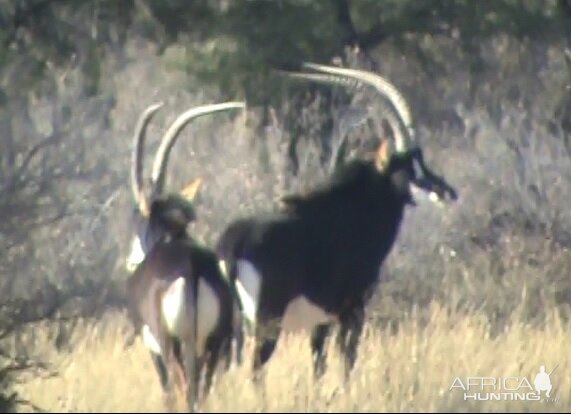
{"left": 11, "top": 303, "right": 571, "bottom": 413}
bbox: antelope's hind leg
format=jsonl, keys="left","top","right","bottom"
{"left": 311, "top": 323, "right": 332, "bottom": 381}
{"left": 202, "top": 336, "right": 225, "bottom": 402}
{"left": 336, "top": 304, "right": 365, "bottom": 382}
{"left": 149, "top": 352, "right": 179, "bottom": 412}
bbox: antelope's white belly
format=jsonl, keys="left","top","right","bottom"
{"left": 235, "top": 259, "right": 261, "bottom": 324}
{"left": 235, "top": 259, "right": 336, "bottom": 332}
{"left": 282, "top": 296, "right": 336, "bottom": 332}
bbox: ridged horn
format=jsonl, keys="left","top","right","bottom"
{"left": 131, "top": 102, "right": 164, "bottom": 216}
{"left": 150, "top": 101, "right": 246, "bottom": 196}
{"left": 284, "top": 62, "right": 415, "bottom": 153}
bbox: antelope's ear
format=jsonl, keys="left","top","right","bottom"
{"left": 180, "top": 177, "right": 203, "bottom": 202}
{"left": 375, "top": 139, "right": 391, "bottom": 171}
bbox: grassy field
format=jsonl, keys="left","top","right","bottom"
{"left": 11, "top": 302, "right": 570, "bottom": 413}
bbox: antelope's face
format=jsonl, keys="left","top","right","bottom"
{"left": 125, "top": 196, "right": 198, "bottom": 273}
{"left": 279, "top": 62, "right": 459, "bottom": 210}
{"left": 124, "top": 101, "right": 244, "bottom": 275}
{"left": 387, "top": 147, "right": 458, "bottom": 207}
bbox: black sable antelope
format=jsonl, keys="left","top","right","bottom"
{"left": 124, "top": 101, "right": 246, "bottom": 412}
{"left": 216, "top": 62, "right": 458, "bottom": 385}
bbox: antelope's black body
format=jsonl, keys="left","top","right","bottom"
{"left": 127, "top": 237, "right": 236, "bottom": 396}
{"left": 216, "top": 63, "right": 458, "bottom": 384}
{"left": 123, "top": 101, "right": 245, "bottom": 412}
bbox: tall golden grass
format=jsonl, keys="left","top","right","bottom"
{"left": 11, "top": 302, "right": 570, "bottom": 413}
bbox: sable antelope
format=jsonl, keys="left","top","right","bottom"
{"left": 124, "top": 101, "right": 246, "bottom": 412}
{"left": 215, "top": 62, "right": 458, "bottom": 386}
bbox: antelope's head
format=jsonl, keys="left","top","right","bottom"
{"left": 281, "top": 62, "right": 458, "bottom": 207}
{"left": 126, "top": 101, "right": 246, "bottom": 273}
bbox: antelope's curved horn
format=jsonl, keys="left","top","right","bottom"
{"left": 131, "top": 102, "right": 164, "bottom": 216}
{"left": 287, "top": 62, "right": 415, "bottom": 153}
{"left": 150, "top": 101, "right": 246, "bottom": 196}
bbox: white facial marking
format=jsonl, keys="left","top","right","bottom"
{"left": 235, "top": 260, "right": 261, "bottom": 325}
{"left": 281, "top": 295, "right": 337, "bottom": 332}
{"left": 142, "top": 324, "right": 162, "bottom": 355}
{"left": 409, "top": 183, "right": 421, "bottom": 201}
{"left": 218, "top": 259, "right": 229, "bottom": 280}
{"left": 126, "top": 236, "right": 146, "bottom": 272}
{"left": 429, "top": 191, "right": 445, "bottom": 208}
